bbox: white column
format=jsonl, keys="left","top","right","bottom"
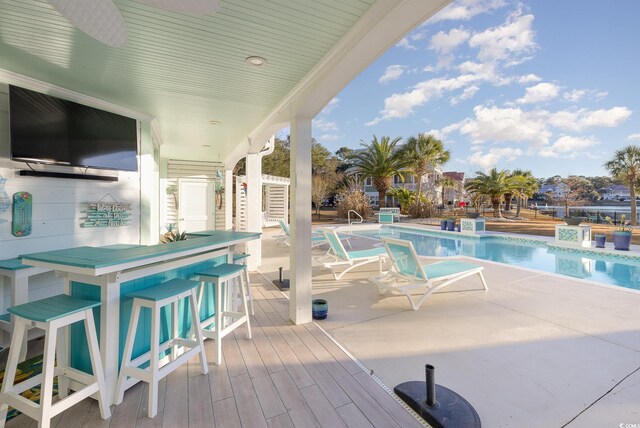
{"left": 245, "top": 154, "right": 262, "bottom": 269}
{"left": 224, "top": 169, "right": 233, "bottom": 230}
{"left": 289, "top": 115, "right": 312, "bottom": 324}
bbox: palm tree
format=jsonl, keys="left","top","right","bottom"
{"left": 510, "top": 169, "right": 538, "bottom": 217}
{"left": 465, "top": 168, "right": 513, "bottom": 218}
{"left": 397, "top": 133, "right": 450, "bottom": 210}
{"left": 350, "top": 135, "right": 407, "bottom": 207}
{"left": 604, "top": 145, "right": 640, "bottom": 225}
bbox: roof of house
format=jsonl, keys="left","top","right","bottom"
{"left": 443, "top": 171, "right": 464, "bottom": 181}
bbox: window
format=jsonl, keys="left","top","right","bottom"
{"left": 365, "top": 177, "right": 372, "bottom": 186}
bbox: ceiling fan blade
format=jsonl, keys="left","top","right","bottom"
{"left": 48, "top": 0, "right": 128, "bottom": 47}
{"left": 137, "top": 0, "right": 221, "bottom": 14}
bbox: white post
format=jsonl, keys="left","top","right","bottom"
{"left": 224, "top": 169, "right": 233, "bottom": 230}
{"left": 289, "top": 115, "right": 312, "bottom": 324}
{"left": 245, "top": 154, "right": 262, "bottom": 269}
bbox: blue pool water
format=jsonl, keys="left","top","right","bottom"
{"left": 350, "top": 226, "right": 640, "bottom": 291}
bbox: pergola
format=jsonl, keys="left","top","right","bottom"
{"left": 0, "top": 0, "right": 450, "bottom": 323}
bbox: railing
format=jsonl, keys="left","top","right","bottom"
{"left": 348, "top": 210, "right": 363, "bottom": 232}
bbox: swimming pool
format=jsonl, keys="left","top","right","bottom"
{"left": 349, "top": 226, "right": 640, "bottom": 291}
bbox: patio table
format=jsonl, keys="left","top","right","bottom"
{"left": 19, "top": 230, "right": 261, "bottom": 405}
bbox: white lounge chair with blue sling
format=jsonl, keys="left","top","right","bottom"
{"left": 317, "top": 228, "right": 387, "bottom": 280}
{"left": 277, "top": 218, "right": 327, "bottom": 248}
{"left": 372, "top": 237, "right": 488, "bottom": 310}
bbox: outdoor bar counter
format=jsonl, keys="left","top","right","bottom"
{"left": 19, "top": 230, "right": 261, "bottom": 404}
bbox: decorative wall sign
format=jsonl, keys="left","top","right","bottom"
{"left": 81, "top": 193, "right": 132, "bottom": 228}
{"left": 12, "top": 192, "right": 32, "bottom": 237}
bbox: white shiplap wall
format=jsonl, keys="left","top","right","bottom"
{"left": 161, "top": 159, "right": 225, "bottom": 232}
{"left": 0, "top": 83, "right": 141, "bottom": 306}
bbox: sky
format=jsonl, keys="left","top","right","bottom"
{"left": 303, "top": 0, "right": 640, "bottom": 179}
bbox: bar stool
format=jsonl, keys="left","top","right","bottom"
{"left": 196, "top": 263, "right": 252, "bottom": 365}
{"left": 233, "top": 253, "right": 254, "bottom": 315}
{"left": 0, "top": 295, "right": 111, "bottom": 428}
{"left": 115, "top": 278, "right": 207, "bottom": 418}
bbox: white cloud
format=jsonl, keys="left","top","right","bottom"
{"left": 379, "top": 65, "right": 407, "bottom": 84}
{"left": 430, "top": 0, "right": 508, "bottom": 23}
{"left": 539, "top": 136, "right": 598, "bottom": 158}
{"left": 396, "top": 37, "right": 417, "bottom": 50}
{"left": 367, "top": 73, "right": 482, "bottom": 125}
{"left": 468, "top": 11, "right": 537, "bottom": 63}
{"left": 426, "top": 123, "right": 463, "bottom": 140}
{"left": 466, "top": 147, "right": 523, "bottom": 169}
{"left": 562, "top": 89, "right": 586, "bottom": 102}
{"left": 320, "top": 98, "right": 340, "bottom": 114}
{"left": 517, "top": 74, "right": 542, "bottom": 84}
{"left": 517, "top": 82, "right": 560, "bottom": 104}
{"left": 312, "top": 118, "right": 338, "bottom": 132}
{"left": 626, "top": 133, "right": 640, "bottom": 141}
{"left": 458, "top": 105, "right": 552, "bottom": 146}
{"left": 451, "top": 85, "right": 479, "bottom": 105}
{"left": 429, "top": 28, "right": 470, "bottom": 54}
{"left": 319, "top": 134, "right": 341, "bottom": 142}
{"left": 547, "top": 107, "right": 631, "bottom": 131}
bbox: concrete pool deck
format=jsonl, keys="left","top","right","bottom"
{"left": 258, "top": 225, "right": 640, "bottom": 427}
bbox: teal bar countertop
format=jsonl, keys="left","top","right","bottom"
{"left": 20, "top": 230, "right": 261, "bottom": 272}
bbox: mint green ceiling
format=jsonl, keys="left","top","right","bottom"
{"left": 0, "top": 0, "right": 375, "bottom": 162}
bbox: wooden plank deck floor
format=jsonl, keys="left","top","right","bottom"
{"left": 5, "top": 274, "right": 424, "bottom": 428}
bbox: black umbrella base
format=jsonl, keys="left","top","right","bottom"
{"left": 394, "top": 381, "right": 481, "bottom": 428}
{"left": 272, "top": 279, "right": 290, "bottom": 290}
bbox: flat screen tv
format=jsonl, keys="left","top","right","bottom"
{"left": 9, "top": 85, "right": 138, "bottom": 172}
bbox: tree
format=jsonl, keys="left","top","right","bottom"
{"left": 510, "top": 169, "right": 538, "bottom": 217}
{"left": 261, "top": 137, "right": 290, "bottom": 177}
{"left": 350, "top": 135, "right": 407, "bottom": 207}
{"left": 604, "top": 145, "right": 640, "bottom": 225}
{"left": 550, "top": 176, "right": 594, "bottom": 217}
{"left": 437, "top": 176, "right": 455, "bottom": 206}
{"left": 465, "top": 168, "right": 515, "bottom": 218}
{"left": 397, "top": 133, "right": 450, "bottom": 211}
{"left": 311, "top": 173, "right": 339, "bottom": 218}
{"left": 387, "top": 187, "right": 415, "bottom": 214}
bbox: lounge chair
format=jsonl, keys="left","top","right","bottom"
{"left": 371, "top": 237, "right": 488, "bottom": 310}
{"left": 316, "top": 228, "right": 387, "bottom": 280}
{"left": 276, "top": 218, "right": 326, "bottom": 249}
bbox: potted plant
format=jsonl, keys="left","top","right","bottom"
{"left": 446, "top": 218, "right": 456, "bottom": 231}
{"left": 562, "top": 216, "right": 583, "bottom": 226}
{"left": 605, "top": 215, "right": 633, "bottom": 251}
{"left": 440, "top": 219, "right": 448, "bottom": 230}
{"left": 594, "top": 234, "right": 606, "bottom": 248}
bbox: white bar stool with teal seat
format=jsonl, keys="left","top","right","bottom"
{"left": 0, "top": 295, "right": 111, "bottom": 428}
{"left": 115, "top": 278, "right": 207, "bottom": 419}
{"left": 233, "top": 253, "right": 254, "bottom": 315}
{"left": 196, "top": 263, "right": 252, "bottom": 365}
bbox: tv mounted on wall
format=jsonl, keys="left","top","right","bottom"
{"left": 9, "top": 85, "right": 138, "bottom": 172}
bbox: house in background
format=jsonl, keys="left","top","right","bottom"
{"left": 442, "top": 171, "right": 465, "bottom": 205}
{"left": 539, "top": 182, "right": 571, "bottom": 198}
{"left": 600, "top": 184, "right": 631, "bottom": 201}
{"left": 362, "top": 164, "right": 443, "bottom": 208}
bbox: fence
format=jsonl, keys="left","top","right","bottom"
{"left": 436, "top": 204, "right": 639, "bottom": 225}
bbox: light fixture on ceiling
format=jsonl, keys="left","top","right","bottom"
{"left": 208, "top": 120, "right": 222, "bottom": 125}
{"left": 245, "top": 56, "right": 267, "bottom": 67}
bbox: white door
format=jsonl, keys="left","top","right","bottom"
{"left": 178, "top": 178, "right": 215, "bottom": 232}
